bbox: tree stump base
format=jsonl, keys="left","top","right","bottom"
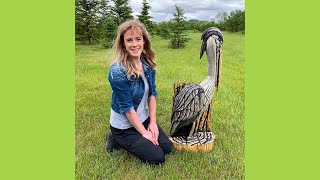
{"left": 169, "top": 132, "right": 215, "bottom": 152}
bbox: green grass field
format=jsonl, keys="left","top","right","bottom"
{"left": 75, "top": 31, "right": 244, "bottom": 179}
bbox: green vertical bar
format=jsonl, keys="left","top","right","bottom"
{"left": 246, "top": 0, "right": 320, "bottom": 179}
{"left": 0, "top": 0, "right": 74, "bottom": 179}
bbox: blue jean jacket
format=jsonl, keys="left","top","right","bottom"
{"left": 108, "top": 56, "right": 158, "bottom": 115}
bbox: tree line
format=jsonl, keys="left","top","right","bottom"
{"left": 75, "top": 0, "right": 245, "bottom": 48}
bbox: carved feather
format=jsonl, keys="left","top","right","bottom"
{"left": 170, "top": 83, "right": 205, "bottom": 136}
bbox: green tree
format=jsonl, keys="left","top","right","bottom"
{"left": 99, "top": 0, "right": 110, "bottom": 18}
{"left": 154, "top": 22, "right": 172, "bottom": 39}
{"left": 101, "top": 15, "right": 118, "bottom": 48}
{"left": 225, "top": 10, "right": 245, "bottom": 32}
{"left": 138, "top": 0, "right": 153, "bottom": 34}
{"left": 214, "top": 11, "right": 228, "bottom": 31}
{"left": 75, "top": 0, "right": 105, "bottom": 44}
{"left": 215, "top": 11, "right": 228, "bottom": 23}
{"left": 169, "top": 5, "right": 189, "bottom": 48}
{"left": 111, "top": 0, "right": 133, "bottom": 25}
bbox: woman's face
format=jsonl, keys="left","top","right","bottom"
{"left": 123, "top": 29, "right": 145, "bottom": 60}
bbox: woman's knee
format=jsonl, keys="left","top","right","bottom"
{"left": 146, "top": 151, "right": 165, "bottom": 165}
{"left": 162, "top": 142, "right": 172, "bottom": 154}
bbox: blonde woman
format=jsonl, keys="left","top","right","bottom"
{"left": 107, "top": 20, "right": 172, "bottom": 165}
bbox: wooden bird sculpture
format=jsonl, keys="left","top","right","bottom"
{"left": 169, "top": 27, "right": 224, "bottom": 152}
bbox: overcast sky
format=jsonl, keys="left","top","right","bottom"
{"left": 128, "top": 0, "right": 245, "bottom": 22}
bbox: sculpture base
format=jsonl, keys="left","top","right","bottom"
{"left": 169, "top": 132, "right": 215, "bottom": 152}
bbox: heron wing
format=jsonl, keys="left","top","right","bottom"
{"left": 170, "top": 83, "right": 205, "bottom": 136}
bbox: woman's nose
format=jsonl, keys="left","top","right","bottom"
{"left": 132, "top": 40, "right": 137, "bottom": 46}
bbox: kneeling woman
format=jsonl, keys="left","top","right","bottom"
{"left": 107, "top": 20, "right": 172, "bottom": 165}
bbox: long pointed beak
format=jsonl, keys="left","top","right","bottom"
{"left": 200, "top": 40, "right": 206, "bottom": 59}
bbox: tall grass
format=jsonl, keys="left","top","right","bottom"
{"left": 75, "top": 32, "right": 244, "bottom": 179}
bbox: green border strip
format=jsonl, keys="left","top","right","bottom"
{"left": 0, "top": 0, "right": 75, "bottom": 179}
{"left": 246, "top": 0, "right": 320, "bottom": 179}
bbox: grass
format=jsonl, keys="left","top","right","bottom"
{"left": 75, "top": 31, "right": 245, "bottom": 179}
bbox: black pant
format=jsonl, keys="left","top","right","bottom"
{"left": 110, "top": 118, "right": 172, "bottom": 165}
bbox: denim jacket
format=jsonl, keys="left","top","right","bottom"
{"left": 108, "top": 56, "right": 158, "bottom": 115}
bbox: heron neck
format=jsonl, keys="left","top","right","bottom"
{"left": 206, "top": 37, "right": 217, "bottom": 77}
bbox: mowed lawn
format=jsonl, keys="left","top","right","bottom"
{"left": 75, "top": 31, "right": 245, "bottom": 179}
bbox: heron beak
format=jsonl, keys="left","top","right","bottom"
{"left": 200, "top": 39, "right": 206, "bottom": 59}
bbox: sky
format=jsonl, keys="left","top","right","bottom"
{"left": 129, "top": 0, "right": 245, "bottom": 22}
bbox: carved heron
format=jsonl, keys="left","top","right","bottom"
{"left": 169, "top": 27, "right": 223, "bottom": 151}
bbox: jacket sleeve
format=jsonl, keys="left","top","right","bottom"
{"left": 149, "top": 69, "right": 158, "bottom": 98}
{"left": 108, "top": 65, "right": 134, "bottom": 114}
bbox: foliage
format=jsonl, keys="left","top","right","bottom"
{"left": 75, "top": 0, "right": 108, "bottom": 44}
{"left": 182, "top": 10, "right": 245, "bottom": 33}
{"left": 213, "top": 11, "right": 228, "bottom": 31}
{"left": 138, "top": 0, "right": 153, "bottom": 35}
{"left": 100, "top": 15, "right": 117, "bottom": 48}
{"left": 169, "top": 5, "right": 189, "bottom": 49}
{"left": 98, "top": 0, "right": 110, "bottom": 18}
{"left": 110, "top": 0, "right": 133, "bottom": 25}
{"left": 152, "top": 10, "right": 245, "bottom": 38}
{"left": 215, "top": 12, "right": 228, "bottom": 23}
{"left": 100, "top": 0, "right": 134, "bottom": 48}
{"left": 225, "top": 10, "right": 245, "bottom": 32}
{"left": 75, "top": 31, "right": 245, "bottom": 179}
{"left": 154, "top": 22, "right": 173, "bottom": 39}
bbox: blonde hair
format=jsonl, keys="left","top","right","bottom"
{"left": 113, "top": 19, "right": 156, "bottom": 79}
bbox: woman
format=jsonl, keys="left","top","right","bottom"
{"left": 106, "top": 19, "right": 172, "bottom": 165}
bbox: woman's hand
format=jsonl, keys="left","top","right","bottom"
{"left": 142, "top": 130, "right": 159, "bottom": 145}
{"left": 147, "top": 121, "right": 159, "bottom": 141}
{"left": 124, "top": 110, "right": 159, "bottom": 145}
